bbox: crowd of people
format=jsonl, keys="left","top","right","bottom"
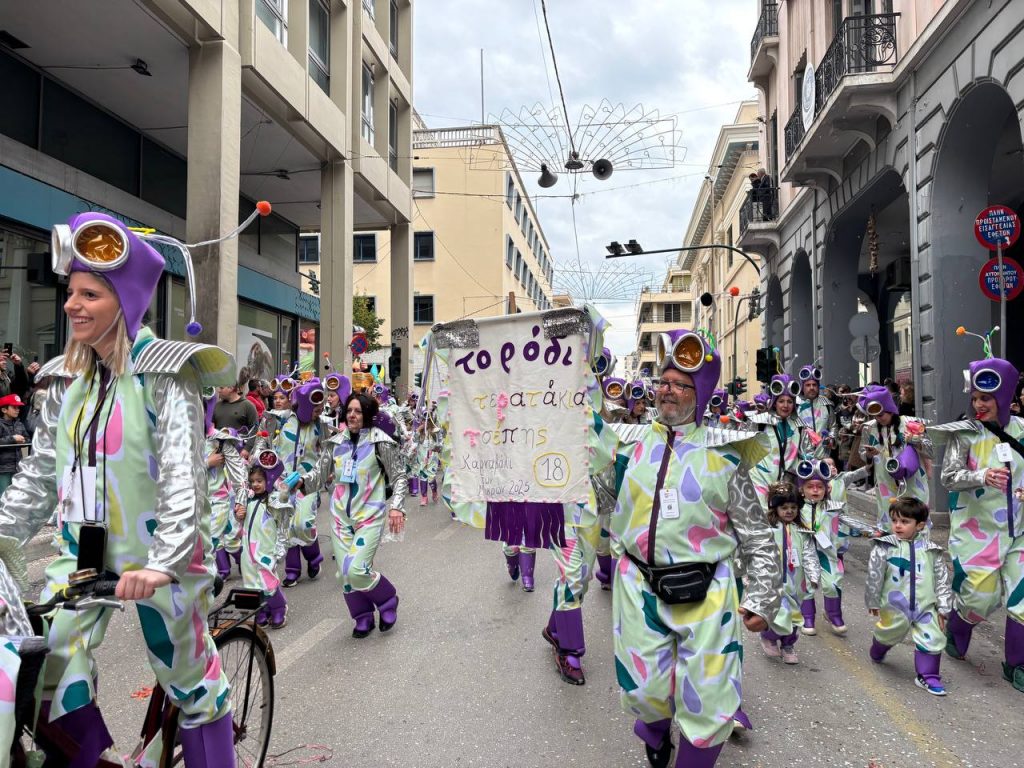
{"left": 0, "top": 204, "right": 1019, "bottom": 768}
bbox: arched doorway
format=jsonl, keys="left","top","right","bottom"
{"left": 930, "top": 80, "right": 1024, "bottom": 421}
{"left": 788, "top": 249, "right": 813, "bottom": 369}
{"left": 821, "top": 169, "right": 909, "bottom": 389}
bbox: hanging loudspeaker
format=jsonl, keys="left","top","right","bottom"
{"left": 538, "top": 164, "right": 558, "bottom": 188}
{"left": 592, "top": 158, "right": 613, "bottom": 181}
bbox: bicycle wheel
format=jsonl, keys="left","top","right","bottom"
{"left": 161, "top": 626, "right": 274, "bottom": 768}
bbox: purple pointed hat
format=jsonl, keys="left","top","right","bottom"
{"left": 373, "top": 383, "right": 391, "bottom": 404}
{"left": 373, "top": 409, "right": 397, "bottom": 438}
{"left": 767, "top": 374, "right": 800, "bottom": 410}
{"left": 53, "top": 212, "right": 164, "bottom": 340}
{"left": 753, "top": 392, "right": 771, "bottom": 409}
{"left": 959, "top": 325, "right": 1018, "bottom": 427}
{"left": 709, "top": 388, "right": 729, "bottom": 412}
{"left": 857, "top": 384, "right": 898, "bottom": 418}
{"left": 251, "top": 447, "right": 285, "bottom": 490}
{"left": 656, "top": 329, "right": 721, "bottom": 419}
{"left": 291, "top": 378, "right": 324, "bottom": 423}
{"left": 886, "top": 444, "right": 921, "bottom": 482}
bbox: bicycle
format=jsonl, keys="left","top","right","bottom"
{"left": 9, "top": 568, "right": 275, "bottom": 768}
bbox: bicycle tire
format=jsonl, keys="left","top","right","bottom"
{"left": 160, "top": 625, "right": 275, "bottom": 768}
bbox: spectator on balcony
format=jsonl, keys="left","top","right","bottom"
{"left": 754, "top": 168, "right": 775, "bottom": 219}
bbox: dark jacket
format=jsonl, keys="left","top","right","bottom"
{"left": 0, "top": 416, "right": 28, "bottom": 474}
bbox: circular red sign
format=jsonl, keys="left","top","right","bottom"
{"left": 975, "top": 205, "right": 1021, "bottom": 250}
{"left": 978, "top": 256, "right": 1024, "bottom": 301}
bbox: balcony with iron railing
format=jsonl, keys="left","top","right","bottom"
{"left": 739, "top": 186, "right": 781, "bottom": 251}
{"left": 782, "top": 13, "right": 901, "bottom": 185}
{"left": 748, "top": 2, "right": 779, "bottom": 83}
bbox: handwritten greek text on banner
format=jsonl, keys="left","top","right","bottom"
{"left": 446, "top": 312, "right": 590, "bottom": 504}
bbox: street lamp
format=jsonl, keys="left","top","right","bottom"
{"left": 604, "top": 240, "right": 761, "bottom": 275}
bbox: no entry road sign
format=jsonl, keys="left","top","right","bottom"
{"left": 979, "top": 256, "right": 1024, "bottom": 301}
{"left": 975, "top": 205, "right": 1021, "bottom": 250}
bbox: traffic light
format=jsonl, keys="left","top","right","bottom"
{"left": 747, "top": 287, "right": 761, "bottom": 321}
{"left": 387, "top": 344, "right": 401, "bottom": 382}
{"left": 414, "top": 372, "right": 423, "bottom": 388}
{"left": 756, "top": 347, "right": 777, "bottom": 384}
{"left": 733, "top": 377, "right": 747, "bottom": 396}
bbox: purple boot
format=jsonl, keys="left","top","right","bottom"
{"left": 302, "top": 539, "right": 325, "bottom": 580}
{"left": 552, "top": 608, "right": 586, "bottom": 685}
{"left": 634, "top": 718, "right": 673, "bottom": 768}
{"left": 520, "top": 550, "right": 536, "bottom": 592}
{"left": 1003, "top": 617, "right": 1024, "bottom": 692}
{"left": 945, "top": 610, "right": 974, "bottom": 660}
{"left": 505, "top": 551, "right": 520, "bottom": 582}
{"left": 343, "top": 590, "right": 376, "bottom": 638}
{"left": 914, "top": 650, "right": 947, "bottom": 695}
{"left": 674, "top": 735, "right": 724, "bottom": 767}
{"left": 409, "top": 477, "right": 420, "bottom": 496}
{"left": 215, "top": 549, "right": 231, "bottom": 580}
{"left": 267, "top": 588, "right": 287, "bottom": 629}
{"left": 824, "top": 595, "right": 847, "bottom": 635}
{"left": 178, "top": 712, "right": 237, "bottom": 768}
{"left": 800, "top": 598, "right": 817, "bottom": 635}
{"left": 732, "top": 707, "right": 753, "bottom": 732}
{"left": 869, "top": 637, "right": 890, "bottom": 662}
{"left": 368, "top": 575, "right": 399, "bottom": 632}
{"left": 43, "top": 702, "right": 115, "bottom": 768}
{"left": 283, "top": 545, "right": 302, "bottom": 587}
{"left": 596, "top": 554, "right": 613, "bottom": 591}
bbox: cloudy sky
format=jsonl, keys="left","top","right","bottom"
{"left": 413, "top": 0, "right": 760, "bottom": 362}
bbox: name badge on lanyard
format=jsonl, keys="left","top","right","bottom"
{"left": 339, "top": 457, "right": 357, "bottom": 483}
{"left": 659, "top": 488, "right": 680, "bottom": 519}
{"left": 996, "top": 442, "right": 1013, "bottom": 463}
{"left": 60, "top": 465, "right": 98, "bottom": 524}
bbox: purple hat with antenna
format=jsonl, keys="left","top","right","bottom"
{"left": 656, "top": 329, "right": 721, "bottom": 419}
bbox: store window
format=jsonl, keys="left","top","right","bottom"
{"left": 0, "top": 227, "right": 62, "bottom": 366}
{"left": 237, "top": 302, "right": 280, "bottom": 382}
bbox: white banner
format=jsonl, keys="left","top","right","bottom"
{"left": 446, "top": 312, "right": 591, "bottom": 504}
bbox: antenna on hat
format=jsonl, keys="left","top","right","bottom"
{"left": 956, "top": 325, "right": 999, "bottom": 358}
{"left": 132, "top": 201, "right": 272, "bottom": 336}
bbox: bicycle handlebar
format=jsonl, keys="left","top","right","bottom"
{"left": 25, "top": 572, "right": 123, "bottom": 617}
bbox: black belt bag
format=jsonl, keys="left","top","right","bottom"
{"left": 625, "top": 552, "right": 717, "bottom": 605}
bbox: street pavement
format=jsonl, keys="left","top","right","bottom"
{"left": 19, "top": 499, "right": 1020, "bottom": 768}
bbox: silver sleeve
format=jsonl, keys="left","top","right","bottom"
{"left": 301, "top": 444, "right": 335, "bottom": 493}
{"left": 728, "top": 462, "right": 781, "bottom": 620}
{"left": 377, "top": 438, "right": 409, "bottom": 513}
{"left": 838, "top": 511, "right": 875, "bottom": 534}
{"left": 864, "top": 543, "right": 887, "bottom": 610}
{"left": 933, "top": 549, "right": 954, "bottom": 615}
{"left": 940, "top": 433, "right": 988, "bottom": 490}
{"left": 802, "top": 533, "right": 821, "bottom": 585}
{"left": 224, "top": 442, "right": 249, "bottom": 508}
{"left": 907, "top": 426, "right": 934, "bottom": 459}
{"left": 146, "top": 374, "right": 206, "bottom": 581}
{"left": 0, "top": 377, "right": 65, "bottom": 544}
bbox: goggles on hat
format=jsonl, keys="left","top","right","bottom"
{"left": 629, "top": 381, "right": 646, "bottom": 401}
{"left": 604, "top": 380, "right": 624, "bottom": 399}
{"left": 966, "top": 367, "right": 1002, "bottom": 394}
{"left": 255, "top": 449, "right": 281, "bottom": 472}
{"left": 769, "top": 379, "right": 800, "bottom": 397}
{"left": 858, "top": 399, "right": 884, "bottom": 416}
{"left": 201, "top": 386, "right": 216, "bottom": 399}
{"left": 51, "top": 219, "right": 131, "bottom": 275}
{"left": 657, "top": 332, "right": 707, "bottom": 373}
{"left": 309, "top": 389, "right": 325, "bottom": 405}
{"left": 709, "top": 394, "right": 724, "bottom": 409}
{"left": 799, "top": 367, "right": 822, "bottom": 382}
{"left": 796, "top": 459, "right": 831, "bottom": 482}
{"left": 645, "top": 386, "right": 656, "bottom": 403}
{"left": 592, "top": 351, "right": 613, "bottom": 376}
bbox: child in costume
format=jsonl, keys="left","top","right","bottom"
{"left": 240, "top": 451, "right": 292, "bottom": 629}
{"left": 866, "top": 497, "right": 952, "bottom": 696}
{"left": 750, "top": 373, "right": 811, "bottom": 514}
{"left": 930, "top": 326, "right": 1024, "bottom": 693}
{"left": 794, "top": 458, "right": 876, "bottom": 636}
{"left": 760, "top": 481, "right": 818, "bottom": 664}
{"left": 858, "top": 385, "right": 932, "bottom": 533}
{"left": 300, "top": 392, "right": 408, "bottom": 638}
{"left": 204, "top": 395, "right": 248, "bottom": 580}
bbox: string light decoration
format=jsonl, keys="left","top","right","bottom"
{"left": 554, "top": 259, "right": 657, "bottom": 301}
{"left": 867, "top": 211, "right": 880, "bottom": 276}
{"left": 490, "top": 100, "right": 685, "bottom": 186}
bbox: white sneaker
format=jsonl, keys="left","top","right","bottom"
{"left": 800, "top": 625, "right": 817, "bottom": 636}
{"left": 781, "top": 646, "right": 799, "bottom": 665}
{"left": 760, "top": 637, "right": 781, "bottom": 657}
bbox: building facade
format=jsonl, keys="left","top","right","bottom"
{"left": 743, "top": 0, "right": 1024, "bottom": 422}
{"left": 682, "top": 101, "right": 763, "bottom": 390}
{"left": 341, "top": 124, "right": 556, "bottom": 373}
{"left": 0, "top": 0, "right": 413, "bottom": 384}
{"left": 632, "top": 267, "right": 694, "bottom": 378}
